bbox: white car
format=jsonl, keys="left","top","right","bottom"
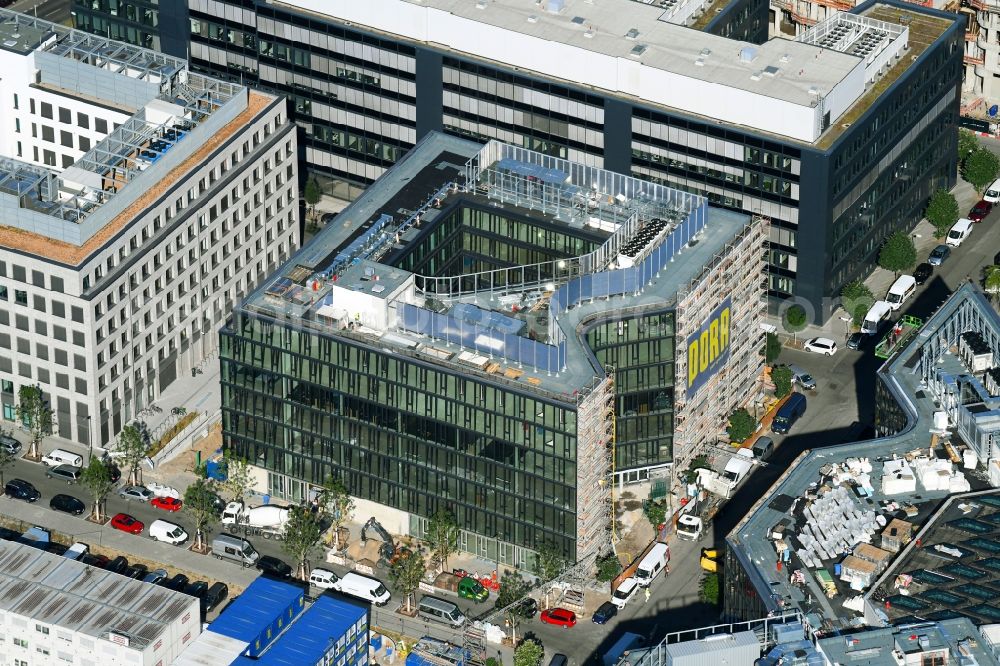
{"left": 803, "top": 337, "right": 838, "bottom": 355}
{"left": 309, "top": 568, "right": 340, "bottom": 590}
{"left": 118, "top": 485, "right": 154, "bottom": 502}
{"left": 985, "top": 178, "right": 1000, "bottom": 204}
{"left": 146, "top": 481, "right": 181, "bottom": 499}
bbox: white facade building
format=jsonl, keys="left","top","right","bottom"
{"left": 0, "top": 10, "right": 298, "bottom": 446}
{"left": 0, "top": 540, "right": 201, "bottom": 666}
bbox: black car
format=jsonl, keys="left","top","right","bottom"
{"left": 50, "top": 493, "right": 86, "bottom": 516}
{"left": 913, "top": 262, "right": 933, "bottom": 285}
{"left": 161, "top": 573, "right": 190, "bottom": 592}
{"left": 105, "top": 556, "right": 130, "bottom": 576}
{"left": 4, "top": 479, "right": 40, "bottom": 502}
{"left": 846, "top": 332, "right": 866, "bottom": 350}
{"left": 184, "top": 581, "right": 209, "bottom": 599}
{"left": 124, "top": 563, "right": 149, "bottom": 580}
{"left": 203, "top": 582, "right": 229, "bottom": 613}
{"left": 105, "top": 463, "right": 122, "bottom": 484}
{"left": 256, "top": 555, "right": 293, "bottom": 578}
{"left": 81, "top": 553, "right": 110, "bottom": 569}
{"left": 592, "top": 601, "right": 618, "bottom": 625}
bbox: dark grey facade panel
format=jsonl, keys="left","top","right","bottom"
{"left": 158, "top": 0, "right": 190, "bottom": 59}
{"left": 603, "top": 98, "right": 633, "bottom": 175}
{"left": 415, "top": 47, "right": 444, "bottom": 139}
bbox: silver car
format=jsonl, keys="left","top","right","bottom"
{"left": 118, "top": 485, "right": 154, "bottom": 502}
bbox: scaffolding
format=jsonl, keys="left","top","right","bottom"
{"left": 575, "top": 374, "right": 615, "bottom": 566}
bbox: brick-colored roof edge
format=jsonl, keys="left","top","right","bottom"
{"left": 0, "top": 91, "right": 274, "bottom": 267}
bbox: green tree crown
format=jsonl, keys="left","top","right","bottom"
{"left": 878, "top": 231, "right": 917, "bottom": 276}
{"left": 726, "top": 408, "right": 756, "bottom": 443}
{"left": 963, "top": 148, "right": 1000, "bottom": 193}
{"left": 771, "top": 365, "right": 793, "bottom": 399}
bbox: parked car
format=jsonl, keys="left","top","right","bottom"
{"left": 752, "top": 436, "right": 775, "bottom": 461}
{"left": 119, "top": 485, "right": 154, "bottom": 502}
{"left": 787, "top": 364, "right": 816, "bottom": 390}
{"left": 0, "top": 434, "right": 21, "bottom": 455}
{"left": 592, "top": 601, "right": 618, "bottom": 625}
{"left": 81, "top": 553, "right": 110, "bottom": 569}
{"left": 913, "top": 262, "right": 933, "bottom": 285}
{"left": 124, "top": 564, "right": 149, "bottom": 580}
{"left": 151, "top": 497, "right": 183, "bottom": 512}
{"left": 203, "top": 582, "right": 229, "bottom": 613}
{"left": 256, "top": 555, "right": 293, "bottom": 578}
{"left": 970, "top": 199, "right": 993, "bottom": 222}
{"left": 803, "top": 337, "right": 838, "bottom": 355}
{"left": 540, "top": 608, "right": 577, "bottom": 628}
{"left": 105, "top": 463, "right": 121, "bottom": 484}
{"left": 104, "top": 556, "right": 130, "bottom": 575}
{"left": 45, "top": 464, "right": 81, "bottom": 484}
{"left": 111, "top": 513, "right": 144, "bottom": 535}
{"left": 49, "top": 493, "right": 85, "bottom": 516}
{"left": 928, "top": 244, "right": 951, "bottom": 266}
{"left": 183, "top": 581, "right": 209, "bottom": 599}
{"left": 161, "top": 573, "right": 190, "bottom": 592}
{"left": 4, "top": 479, "right": 40, "bottom": 502}
{"left": 142, "top": 568, "right": 167, "bottom": 585}
{"left": 846, "top": 332, "right": 866, "bottom": 350}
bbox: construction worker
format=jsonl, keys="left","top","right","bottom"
{"left": 644, "top": 587, "right": 651, "bottom": 604}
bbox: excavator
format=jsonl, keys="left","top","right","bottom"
{"left": 360, "top": 517, "right": 411, "bottom": 568}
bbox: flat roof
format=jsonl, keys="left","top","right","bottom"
{"left": 727, "top": 283, "right": 998, "bottom": 629}
{"left": 208, "top": 577, "right": 304, "bottom": 644}
{"left": 239, "top": 133, "right": 752, "bottom": 400}
{"left": 0, "top": 540, "right": 195, "bottom": 649}
{"left": 816, "top": 618, "right": 998, "bottom": 666}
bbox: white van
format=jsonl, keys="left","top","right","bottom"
{"left": 946, "top": 218, "right": 974, "bottom": 247}
{"left": 149, "top": 519, "right": 188, "bottom": 545}
{"left": 309, "top": 568, "right": 339, "bottom": 590}
{"left": 885, "top": 275, "right": 916, "bottom": 311}
{"left": 985, "top": 178, "right": 1000, "bottom": 203}
{"left": 333, "top": 572, "right": 391, "bottom": 606}
{"left": 861, "top": 301, "right": 893, "bottom": 335}
{"left": 611, "top": 577, "right": 639, "bottom": 609}
{"left": 633, "top": 542, "right": 669, "bottom": 588}
{"left": 41, "top": 449, "right": 83, "bottom": 468}
{"left": 417, "top": 595, "right": 466, "bottom": 627}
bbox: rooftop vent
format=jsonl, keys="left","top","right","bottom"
{"left": 629, "top": 44, "right": 647, "bottom": 58}
{"left": 700, "top": 48, "right": 712, "bottom": 57}
{"left": 625, "top": 28, "right": 640, "bottom": 39}
{"left": 546, "top": 0, "right": 566, "bottom": 11}
{"left": 739, "top": 46, "right": 758, "bottom": 63}
{"left": 780, "top": 53, "right": 791, "bottom": 63}
{"left": 571, "top": 15, "right": 586, "bottom": 24}
{"left": 584, "top": 27, "right": 594, "bottom": 37}
{"left": 527, "top": 14, "right": 538, "bottom": 22}
{"left": 476, "top": 0, "right": 487, "bottom": 8}
{"left": 808, "top": 86, "right": 820, "bottom": 95}
{"left": 750, "top": 71, "right": 762, "bottom": 81}
{"left": 763, "top": 65, "right": 780, "bottom": 77}
{"left": 695, "top": 58, "right": 705, "bottom": 66}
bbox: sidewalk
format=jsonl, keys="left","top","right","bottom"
{"left": 0, "top": 494, "right": 258, "bottom": 592}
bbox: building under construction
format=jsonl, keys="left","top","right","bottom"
{"left": 221, "top": 132, "right": 766, "bottom": 567}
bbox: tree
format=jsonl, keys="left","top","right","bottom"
{"left": 494, "top": 572, "right": 532, "bottom": 644}
{"left": 222, "top": 455, "right": 256, "bottom": 505}
{"left": 763, "top": 332, "right": 782, "bottom": 366}
{"left": 16, "top": 385, "right": 51, "bottom": 460}
{"left": 645, "top": 501, "right": 667, "bottom": 528}
{"left": 841, "top": 280, "right": 876, "bottom": 328}
{"left": 184, "top": 479, "right": 220, "bottom": 552}
{"left": 80, "top": 456, "right": 114, "bottom": 522}
{"left": 681, "top": 455, "right": 711, "bottom": 484}
{"left": 985, "top": 265, "right": 1000, "bottom": 304}
{"left": 389, "top": 549, "right": 427, "bottom": 613}
{"left": 115, "top": 422, "right": 148, "bottom": 486}
{"left": 963, "top": 147, "right": 1000, "bottom": 192}
{"left": 514, "top": 640, "right": 544, "bottom": 666}
{"left": 700, "top": 572, "right": 721, "bottom": 605}
{"left": 727, "top": 408, "right": 756, "bottom": 443}
{"left": 596, "top": 552, "right": 623, "bottom": 583}
{"left": 282, "top": 505, "right": 325, "bottom": 580}
{"left": 878, "top": 231, "right": 917, "bottom": 278}
{"left": 318, "top": 476, "right": 354, "bottom": 550}
{"left": 426, "top": 508, "right": 460, "bottom": 573}
{"left": 534, "top": 542, "right": 565, "bottom": 583}
{"left": 304, "top": 178, "right": 322, "bottom": 220}
{"left": 959, "top": 128, "right": 979, "bottom": 165}
{"left": 926, "top": 188, "right": 960, "bottom": 238}
{"left": 771, "top": 365, "right": 793, "bottom": 399}
{"left": 0, "top": 429, "right": 17, "bottom": 487}
{"left": 782, "top": 305, "right": 807, "bottom": 337}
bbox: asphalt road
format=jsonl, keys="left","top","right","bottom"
{"left": 7, "top": 0, "right": 71, "bottom": 23}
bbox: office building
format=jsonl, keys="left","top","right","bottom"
{"left": 724, "top": 282, "right": 1000, "bottom": 627}
{"left": 221, "top": 131, "right": 766, "bottom": 565}
{"left": 176, "top": 577, "right": 369, "bottom": 666}
{"left": 71, "top": 0, "right": 962, "bottom": 316}
{"left": 0, "top": 10, "right": 298, "bottom": 446}
{"left": 0, "top": 540, "right": 201, "bottom": 666}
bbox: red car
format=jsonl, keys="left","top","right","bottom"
{"left": 111, "top": 513, "right": 144, "bottom": 535}
{"left": 540, "top": 608, "right": 577, "bottom": 628}
{"left": 970, "top": 200, "right": 993, "bottom": 222}
{"left": 151, "top": 497, "right": 183, "bottom": 512}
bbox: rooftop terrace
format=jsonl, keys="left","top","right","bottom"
{"left": 240, "top": 133, "right": 752, "bottom": 400}
{"left": 0, "top": 9, "right": 250, "bottom": 248}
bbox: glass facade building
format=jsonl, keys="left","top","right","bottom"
{"left": 73, "top": 0, "right": 962, "bottom": 316}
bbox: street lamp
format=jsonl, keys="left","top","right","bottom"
{"left": 86, "top": 415, "right": 93, "bottom": 463}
